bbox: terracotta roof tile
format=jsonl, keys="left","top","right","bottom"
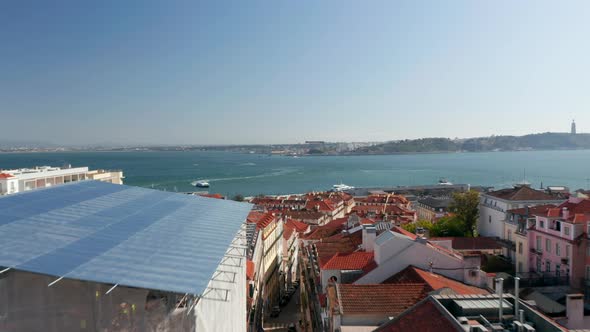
{"left": 384, "top": 266, "right": 489, "bottom": 295}
{"left": 0, "top": 173, "right": 14, "bottom": 179}
{"left": 197, "top": 193, "right": 224, "bottom": 199}
{"left": 547, "top": 208, "right": 561, "bottom": 217}
{"left": 246, "top": 260, "right": 255, "bottom": 280}
{"left": 315, "top": 242, "right": 357, "bottom": 266}
{"left": 375, "top": 298, "right": 458, "bottom": 332}
{"left": 285, "top": 219, "right": 309, "bottom": 233}
{"left": 322, "top": 252, "right": 375, "bottom": 271}
{"left": 283, "top": 226, "right": 295, "bottom": 240}
{"left": 337, "top": 284, "right": 428, "bottom": 316}
{"left": 487, "top": 185, "right": 556, "bottom": 201}
{"left": 507, "top": 204, "right": 557, "bottom": 216}
{"left": 391, "top": 226, "right": 417, "bottom": 240}
{"left": 247, "top": 211, "right": 276, "bottom": 230}
{"left": 573, "top": 213, "right": 589, "bottom": 224}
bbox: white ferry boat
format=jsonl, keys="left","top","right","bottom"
{"left": 438, "top": 178, "right": 453, "bottom": 186}
{"left": 333, "top": 183, "right": 354, "bottom": 191}
{"left": 191, "top": 180, "right": 210, "bottom": 188}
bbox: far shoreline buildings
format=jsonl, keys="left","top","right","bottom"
{"left": 0, "top": 165, "right": 124, "bottom": 195}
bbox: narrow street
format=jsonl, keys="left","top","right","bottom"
{"left": 263, "top": 286, "right": 301, "bottom": 331}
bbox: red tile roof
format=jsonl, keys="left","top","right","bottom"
{"left": 0, "top": 173, "right": 14, "bottom": 179}
{"left": 375, "top": 298, "right": 458, "bottom": 332}
{"left": 247, "top": 211, "right": 266, "bottom": 223}
{"left": 573, "top": 213, "right": 588, "bottom": 224}
{"left": 355, "top": 194, "right": 410, "bottom": 205}
{"left": 283, "top": 210, "right": 326, "bottom": 222}
{"left": 507, "top": 204, "right": 557, "bottom": 216}
{"left": 198, "top": 193, "right": 224, "bottom": 199}
{"left": 547, "top": 208, "right": 561, "bottom": 217}
{"left": 322, "top": 252, "right": 375, "bottom": 271}
{"left": 247, "top": 211, "right": 276, "bottom": 230}
{"left": 487, "top": 185, "right": 556, "bottom": 201}
{"left": 391, "top": 226, "right": 418, "bottom": 240}
{"left": 337, "top": 283, "right": 428, "bottom": 316}
{"left": 246, "top": 260, "right": 255, "bottom": 280}
{"left": 302, "top": 217, "right": 348, "bottom": 240}
{"left": 321, "top": 229, "right": 363, "bottom": 247}
{"left": 285, "top": 219, "right": 309, "bottom": 233}
{"left": 384, "top": 266, "right": 489, "bottom": 295}
{"left": 315, "top": 242, "right": 357, "bottom": 267}
{"left": 537, "top": 199, "right": 590, "bottom": 222}
{"left": 283, "top": 225, "right": 295, "bottom": 240}
{"left": 306, "top": 199, "right": 336, "bottom": 212}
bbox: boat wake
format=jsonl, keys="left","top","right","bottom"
{"left": 204, "top": 168, "right": 297, "bottom": 183}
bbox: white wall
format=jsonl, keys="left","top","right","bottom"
{"left": 195, "top": 227, "right": 247, "bottom": 332}
{"left": 357, "top": 231, "right": 482, "bottom": 287}
{"left": 478, "top": 196, "right": 509, "bottom": 237}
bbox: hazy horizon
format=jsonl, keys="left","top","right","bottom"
{"left": 2, "top": 1, "right": 590, "bottom": 145}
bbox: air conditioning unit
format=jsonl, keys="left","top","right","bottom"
{"left": 523, "top": 324, "right": 535, "bottom": 332}
{"left": 469, "top": 269, "right": 478, "bottom": 277}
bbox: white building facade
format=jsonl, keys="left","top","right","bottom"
{"left": 0, "top": 166, "right": 124, "bottom": 195}
{"left": 478, "top": 185, "right": 563, "bottom": 238}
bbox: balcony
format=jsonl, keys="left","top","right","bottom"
{"left": 497, "top": 238, "right": 516, "bottom": 251}
{"left": 561, "top": 258, "right": 569, "bottom": 265}
{"left": 516, "top": 271, "right": 570, "bottom": 287}
{"left": 481, "top": 202, "right": 505, "bottom": 213}
{"left": 530, "top": 247, "right": 542, "bottom": 255}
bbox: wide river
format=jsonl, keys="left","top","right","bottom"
{"left": 1, "top": 150, "right": 589, "bottom": 197}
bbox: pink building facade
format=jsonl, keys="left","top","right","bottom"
{"left": 527, "top": 198, "right": 590, "bottom": 290}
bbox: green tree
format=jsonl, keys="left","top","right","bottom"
{"left": 402, "top": 220, "right": 434, "bottom": 234}
{"left": 232, "top": 194, "right": 245, "bottom": 202}
{"left": 430, "top": 216, "right": 466, "bottom": 237}
{"left": 449, "top": 190, "right": 480, "bottom": 237}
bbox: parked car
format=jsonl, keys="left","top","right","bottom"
{"left": 270, "top": 305, "right": 281, "bottom": 318}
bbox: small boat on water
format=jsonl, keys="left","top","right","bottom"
{"left": 191, "top": 180, "right": 210, "bottom": 188}
{"left": 438, "top": 178, "right": 453, "bottom": 186}
{"left": 333, "top": 183, "right": 354, "bottom": 192}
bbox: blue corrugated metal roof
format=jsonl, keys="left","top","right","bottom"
{"left": 0, "top": 181, "right": 252, "bottom": 294}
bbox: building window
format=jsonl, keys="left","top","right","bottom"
{"left": 539, "top": 219, "right": 545, "bottom": 228}
{"left": 508, "top": 230, "right": 512, "bottom": 241}
{"left": 518, "top": 262, "right": 523, "bottom": 273}
{"left": 556, "top": 264, "right": 561, "bottom": 277}
{"left": 537, "top": 257, "right": 541, "bottom": 272}
{"left": 489, "top": 216, "right": 492, "bottom": 223}
{"left": 556, "top": 243, "right": 560, "bottom": 256}
{"left": 518, "top": 242, "right": 523, "bottom": 254}
{"left": 566, "top": 245, "right": 571, "bottom": 258}
{"left": 564, "top": 226, "right": 570, "bottom": 236}
{"left": 546, "top": 260, "right": 551, "bottom": 273}
{"left": 586, "top": 266, "right": 590, "bottom": 280}
{"left": 536, "top": 236, "right": 542, "bottom": 251}
{"left": 546, "top": 239, "right": 551, "bottom": 253}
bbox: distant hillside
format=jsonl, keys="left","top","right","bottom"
{"left": 353, "top": 133, "right": 590, "bottom": 154}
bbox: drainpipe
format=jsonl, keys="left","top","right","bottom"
{"left": 496, "top": 278, "right": 504, "bottom": 324}
{"left": 514, "top": 277, "right": 520, "bottom": 319}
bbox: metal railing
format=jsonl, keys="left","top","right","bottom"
{"left": 513, "top": 271, "right": 569, "bottom": 287}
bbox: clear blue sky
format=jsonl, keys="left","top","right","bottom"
{"left": 1, "top": 1, "right": 589, "bottom": 145}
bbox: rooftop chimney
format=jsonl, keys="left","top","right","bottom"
{"left": 562, "top": 207, "right": 570, "bottom": 220}
{"left": 566, "top": 294, "right": 584, "bottom": 329}
{"left": 362, "top": 225, "right": 377, "bottom": 252}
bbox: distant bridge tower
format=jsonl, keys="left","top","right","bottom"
{"left": 571, "top": 120, "right": 577, "bottom": 135}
